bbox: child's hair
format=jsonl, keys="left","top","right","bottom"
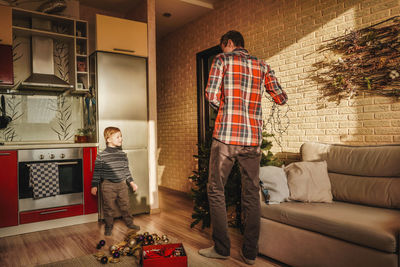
{"left": 104, "top": 127, "right": 121, "bottom": 145}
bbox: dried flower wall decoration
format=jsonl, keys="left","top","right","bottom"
{"left": 310, "top": 16, "right": 400, "bottom": 103}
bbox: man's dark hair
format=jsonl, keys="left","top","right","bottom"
{"left": 220, "top": 30, "right": 244, "bottom": 48}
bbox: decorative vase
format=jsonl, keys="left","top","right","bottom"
{"left": 75, "top": 135, "right": 88, "bottom": 143}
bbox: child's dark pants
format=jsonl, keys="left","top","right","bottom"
{"left": 101, "top": 180, "right": 133, "bottom": 229}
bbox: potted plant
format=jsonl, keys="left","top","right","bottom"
{"left": 75, "top": 128, "right": 91, "bottom": 143}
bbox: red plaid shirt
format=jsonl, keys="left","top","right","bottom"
{"left": 206, "top": 48, "right": 287, "bottom": 146}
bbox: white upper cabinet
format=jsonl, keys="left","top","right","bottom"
{"left": 96, "top": 14, "right": 148, "bottom": 57}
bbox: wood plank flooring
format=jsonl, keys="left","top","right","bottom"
{"left": 0, "top": 188, "right": 284, "bottom": 267}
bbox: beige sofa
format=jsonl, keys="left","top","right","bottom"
{"left": 258, "top": 142, "right": 400, "bottom": 267}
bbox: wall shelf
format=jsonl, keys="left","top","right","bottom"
{"left": 12, "top": 26, "right": 74, "bottom": 41}
{"left": 13, "top": 7, "right": 74, "bottom": 24}
{"left": 12, "top": 7, "right": 89, "bottom": 94}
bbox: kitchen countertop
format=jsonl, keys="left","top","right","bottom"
{"left": 0, "top": 142, "right": 98, "bottom": 150}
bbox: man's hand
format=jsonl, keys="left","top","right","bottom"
{"left": 91, "top": 187, "right": 97, "bottom": 196}
{"left": 130, "top": 182, "right": 138, "bottom": 192}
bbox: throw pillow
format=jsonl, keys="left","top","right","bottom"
{"left": 259, "top": 166, "right": 289, "bottom": 204}
{"left": 284, "top": 161, "right": 333, "bottom": 203}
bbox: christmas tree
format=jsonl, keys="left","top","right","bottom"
{"left": 189, "top": 131, "right": 281, "bottom": 229}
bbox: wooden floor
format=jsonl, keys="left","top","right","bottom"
{"left": 0, "top": 188, "right": 284, "bottom": 267}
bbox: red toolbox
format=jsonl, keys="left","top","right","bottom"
{"left": 142, "top": 243, "right": 187, "bottom": 267}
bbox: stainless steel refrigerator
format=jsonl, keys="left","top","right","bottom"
{"left": 90, "top": 51, "right": 150, "bottom": 217}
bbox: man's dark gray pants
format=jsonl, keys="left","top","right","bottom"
{"left": 207, "top": 139, "right": 262, "bottom": 260}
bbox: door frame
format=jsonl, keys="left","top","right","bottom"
{"left": 196, "top": 45, "right": 221, "bottom": 146}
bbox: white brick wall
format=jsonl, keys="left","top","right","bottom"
{"left": 157, "top": 0, "right": 400, "bottom": 192}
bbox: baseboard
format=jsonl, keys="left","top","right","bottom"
{"left": 0, "top": 213, "right": 98, "bottom": 238}
{"left": 158, "top": 185, "right": 191, "bottom": 199}
{"left": 150, "top": 208, "right": 161, "bottom": 214}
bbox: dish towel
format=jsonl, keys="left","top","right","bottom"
{"left": 28, "top": 162, "right": 60, "bottom": 199}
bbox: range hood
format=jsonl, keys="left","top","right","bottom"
{"left": 20, "top": 19, "right": 73, "bottom": 91}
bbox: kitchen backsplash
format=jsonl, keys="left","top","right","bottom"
{"left": 0, "top": 94, "right": 83, "bottom": 142}
{"left": 0, "top": 6, "right": 94, "bottom": 143}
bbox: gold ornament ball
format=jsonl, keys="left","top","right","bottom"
{"left": 109, "top": 245, "right": 118, "bottom": 252}
{"left": 128, "top": 239, "right": 137, "bottom": 248}
{"left": 123, "top": 247, "right": 131, "bottom": 255}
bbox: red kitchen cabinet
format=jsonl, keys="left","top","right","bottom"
{"left": 20, "top": 204, "right": 83, "bottom": 224}
{"left": 83, "top": 147, "right": 98, "bottom": 214}
{"left": 0, "top": 44, "right": 13, "bottom": 86}
{"left": 0, "top": 150, "right": 18, "bottom": 227}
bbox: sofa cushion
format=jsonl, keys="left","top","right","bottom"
{"left": 300, "top": 142, "right": 400, "bottom": 208}
{"left": 260, "top": 201, "right": 400, "bottom": 253}
{"left": 329, "top": 173, "right": 400, "bottom": 209}
{"left": 285, "top": 161, "right": 333, "bottom": 203}
{"left": 300, "top": 142, "right": 400, "bottom": 177}
{"left": 259, "top": 166, "right": 289, "bottom": 204}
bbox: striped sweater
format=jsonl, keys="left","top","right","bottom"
{"left": 91, "top": 146, "right": 134, "bottom": 187}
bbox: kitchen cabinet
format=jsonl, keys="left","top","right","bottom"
{"left": 19, "top": 204, "right": 83, "bottom": 224}
{"left": 0, "top": 150, "right": 18, "bottom": 227}
{"left": 83, "top": 147, "right": 97, "bottom": 214}
{"left": 96, "top": 14, "right": 147, "bottom": 57}
{"left": 0, "top": 45, "right": 14, "bottom": 86}
{"left": 0, "top": 5, "right": 12, "bottom": 46}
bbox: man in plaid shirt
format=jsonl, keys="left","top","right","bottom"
{"left": 199, "top": 30, "right": 287, "bottom": 265}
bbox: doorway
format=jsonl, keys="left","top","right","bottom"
{"left": 196, "top": 45, "right": 222, "bottom": 146}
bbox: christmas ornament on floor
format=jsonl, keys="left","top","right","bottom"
{"left": 93, "top": 231, "right": 170, "bottom": 264}
{"left": 97, "top": 239, "right": 106, "bottom": 249}
{"left": 100, "top": 256, "right": 108, "bottom": 264}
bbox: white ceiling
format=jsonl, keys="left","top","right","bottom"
{"left": 78, "top": 0, "right": 220, "bottom": 39}
{"left": 156, "top": 0, "right": 218, "bottom": 38}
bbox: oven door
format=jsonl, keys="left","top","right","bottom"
{"left": 19, "top": 160, "right": 83, "bottom": 212}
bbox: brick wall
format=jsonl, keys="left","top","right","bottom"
{"left": 157, "top": 0, "right": 400, "bottom": 192}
